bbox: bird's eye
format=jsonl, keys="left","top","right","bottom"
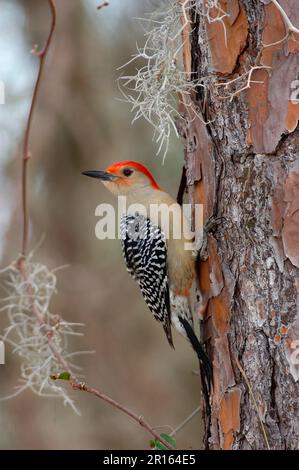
{"left": 123, "top": 168, "right": 133, "bottom": 177}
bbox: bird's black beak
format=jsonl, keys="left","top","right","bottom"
{"left": 81, "top": 170, "right": 117, "bottom": 181}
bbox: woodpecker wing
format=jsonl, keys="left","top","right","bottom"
{"left": 120, "top": 214, "right": 173, "bottom": 347}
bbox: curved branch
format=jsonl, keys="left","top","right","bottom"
{"left": 268, "top": 0, "right": 299, "bottom": 35}
{"left": 16, "top": 1, "right": 175, "bottom": 450}
{"left": 70, "top": 381, "right": 176, "bottom": 450}
{"left": 21, "top": 0, "right": 56, "bottom": 258}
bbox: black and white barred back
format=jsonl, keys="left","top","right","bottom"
{"left": 120, "top": 214, "right": 212, "bottom": 387}
{"left": 120, "top": 214, "right": 173, "bottom": 347}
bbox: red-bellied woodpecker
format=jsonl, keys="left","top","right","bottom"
{"left": 82, "top": 161, "right": 212, "bottom": 387}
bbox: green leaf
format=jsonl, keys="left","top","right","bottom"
{"left": 149, "top": 440, "right": 156, "bottom": 449}
{"left": 58, "top": 371, "right": 71, "bottom": 380}
{"left": 50, "top": 371, "right": 71, "bottom": 381}
{"left": 155, "top": 440, "right": 167, "bottom": 450}
{"left": 160, "top": 433, "right": 176, "bottom": 448}
{"left": 149, "top": 433, "right": 176, "bottom": 450}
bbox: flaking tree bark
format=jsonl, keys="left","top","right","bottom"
{"left": 182, "top": 0, "right": 299, "bottom": 450}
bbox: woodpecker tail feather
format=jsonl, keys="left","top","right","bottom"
{"left": 178, "top": 316, "right": 212, "bottom": 391}
{"left": 163, "top": 323, "right": 174, "bottom": 349}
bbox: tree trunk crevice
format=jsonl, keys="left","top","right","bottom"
{"left": 187, "top": 0, "right": 299, "bottom": 450}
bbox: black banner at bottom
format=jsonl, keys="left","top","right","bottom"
{"left": 0, "top": 450, "right": 295, "bottom": 466}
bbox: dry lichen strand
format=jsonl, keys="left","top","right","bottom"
{"left": 118, "top": 1, "right": 229, "bottom": 161}
{"left": 0, "top": 259, "right": 90, "bottom": 414}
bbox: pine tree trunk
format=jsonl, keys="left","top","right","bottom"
{"left": 184, "top": 0, "right": 299, "bottom": 450}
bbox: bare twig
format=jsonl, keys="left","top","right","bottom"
{"left": 1, "top": 261, "right": 175, "bottom": 448}
{"left": 194, "top": 0, "right": 229, "bottom": 47}
{"left": 25, "top": 272, "right": 175, "bottom": 448}
{"left": 262, "top": 31, "right": 290, "bottom": 48}
{"left": 0, "top": 260, "right": 85, "bottom": 414}
{"left": 5, "top": 0, "right": 176, "bottom": 449}
{"left": 268, "top": 0, "right": 299, "bottom": 35}
{"left": 177, "top": 0, "right": 192, "bottom": 80}
{"left": 261, "top": 0, "right": 299, "bottom": 48}
{"left": 70, "top": 381, "right": 176, "bottom": 450}
{"left": 215, "top": 65, "right": 272, "bottom": 101}
{"left": 235, "top": 357, "right": 271, "bottom": 450}
{"left": 170, "top": 405, "right": 200, "bottom": 437}
{"left": 20, "top": 0, "right": 56, "bottom": 258}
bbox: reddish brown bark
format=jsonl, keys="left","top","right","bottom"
{"left": 184, "top": 0, "right": 299, "bottom": 449}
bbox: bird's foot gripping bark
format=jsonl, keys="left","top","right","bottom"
{"left": 198, "top": 216, "right": 225, "bottom": 261}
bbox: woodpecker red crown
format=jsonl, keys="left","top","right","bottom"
{"left": 106, "top": 161, "right": 160, "bottom": 190}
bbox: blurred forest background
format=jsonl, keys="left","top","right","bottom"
{"left": 0, "top": 0, "right": 202, "bottom": 449}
